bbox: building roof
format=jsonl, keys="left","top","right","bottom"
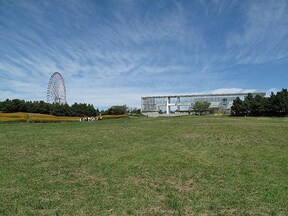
{"left": 141, "top": 92, "right": 266, "bottom": 99}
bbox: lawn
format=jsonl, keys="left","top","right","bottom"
{"left": 0, "top": 116, "right": 287, "bottom": 215}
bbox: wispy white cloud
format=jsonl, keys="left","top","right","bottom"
{"left": 1, "top": 0, "right": 287, "bottom": 107}
{"left": 226, "top": 0, "right": 288, "bottom": 64}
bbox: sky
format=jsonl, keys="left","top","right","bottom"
{"left": 1, "top": 0, "right": 288, "bottom": 108}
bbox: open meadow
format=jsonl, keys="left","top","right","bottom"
{"left": 0, "top": 116, "right": 287, "bottom": 215}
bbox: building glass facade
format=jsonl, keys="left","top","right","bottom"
{"left": 141, "top": 93, "right": 266, "bottom": 114}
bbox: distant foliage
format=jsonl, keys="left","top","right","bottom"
{"left": 231, "top": 89, "right": 288, "bottom": 117}
{"left": 128, "top": 107, "right": 141, "bottom": 115}
{"left": 0, "top": 99, "right": 99, "bottom": 117}
{"left": 70, "top": 102, "right": 98, "bottom": 117}
{"left": 107, "top": 105, "right": 128, "bottom": 115}
{"left": 193, "top": 101, "right": 211, "bottom": 115}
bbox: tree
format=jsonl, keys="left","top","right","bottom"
{"left": 107, "top": 105, "right": 128, "bottom": 115}
{"left": 1, "top": 99, "right": 26, "bottom": 113}
{"left": 50, "top": 103, "right": 70, "bottom": 116}
{"left": 69, "top": 102, "right": 98, "bottom": 117}
{"left": 231, "top": 97, "right": 244, "bottom": 116}
{"left": 129, "top": 107, "right": 141, "bottom": 114}
{"left": 70, "top": 103, "right": 86, "bottom": 116}
{"left": 267, "top": 92, "right": 279, "bottom": 116}
{"left": 86, "top": 104, "right": 98, "bottom": 116}
{"left": 250, "top": 95, "right": 267, "bottom": 116}
{"left": 0, "top": 98, "right": 100, "bottom": 117}
{"left": 276, "top": 89, "right": 288, "bottom": 116}
{"left": 0, "top": 100, "right": 3, "bottom": 111}
{"left": 231, "top": 89, "right": 288, "bottom": 117}
{"left": 38, "top": 101, "right": 50, "bottom": 114}
{"left": 243, "top": 93, "right": 254, "bottom": 116}
{"left": 1, "top": 99, "right": 12, "bottom": 112}
{"left": 193, "top": 101, "right": 210, "bottom": 115}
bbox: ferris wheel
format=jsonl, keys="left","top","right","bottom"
{"left": 47, "top": 72, "right": 67, "bottom": 104}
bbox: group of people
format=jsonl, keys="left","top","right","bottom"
{"left": 78, "top": 116, "right": 102, "bottom": 122}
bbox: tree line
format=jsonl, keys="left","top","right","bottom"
{"left": 0, "top": 99, "right": 99, "bottom": 117}
{"left": 0, "top": 99, "right": 133, "bottom": 117}
{"left": 100, "top": 105, "right": 141, "bottom": 115}
{"left": 231, "top": 89, "right": 288, "bottom": 117}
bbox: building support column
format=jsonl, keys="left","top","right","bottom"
{"left": 177, "top": 97, "right": 180, "bottom": 111}
{"left": 166, "top": 97, "right": 170, "bottom": 114}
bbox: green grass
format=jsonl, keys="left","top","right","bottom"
{"left": 0, "top": 116, "right": 287, "bottom": 215}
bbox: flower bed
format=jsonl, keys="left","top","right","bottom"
{"left": 0, "top": 113, "right": 128, "bottom": 123}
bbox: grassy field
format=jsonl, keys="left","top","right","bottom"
{"left": 0, "top": 116, "right": 287, "bottom": 215}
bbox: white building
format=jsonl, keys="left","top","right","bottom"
{"left": 141, "top": 93, "right": 266, "bottom": 115}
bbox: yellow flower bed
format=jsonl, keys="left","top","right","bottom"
{"left": 0, "top": 113, "right": 28, "bottom": 122}
{"left": 0, "top": 113, "right": 29, "bottom": 119}
{"left": 0, "top": 117, "right": 27, "bottom": 122}
{"left": 28, "top": 114, "right": 78, "bottom": 122}
{"left": 0, "top": 113, "right": 128, "bottom": 123}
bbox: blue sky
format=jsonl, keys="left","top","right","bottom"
{"left": 1, "top": 0, "right": 288, "bottom": 108}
